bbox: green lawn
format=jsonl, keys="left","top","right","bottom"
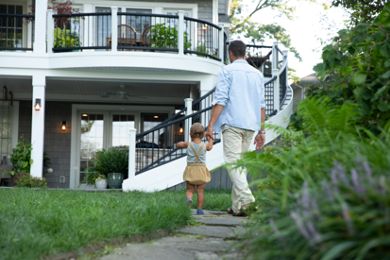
{"left": 0, "top": 188, "right": 230, "bottom": 260}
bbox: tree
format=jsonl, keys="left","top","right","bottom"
{"left": 332, "top": 0, "right": 387, "bottom": 24}
{"left": 229, "top": 0, "right": 301, "bottom": 60}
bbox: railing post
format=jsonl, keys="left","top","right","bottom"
{"left": 47, "top": 10, "right": 54, "bottom": 54}
{"left": 128, "top": 126, "right": 136, "bottom": 179}
{"left": 218, "top": 28, "right": 224, "bottom": 61}
{"left": 184, "top": 98, "right": 193, "bottom": 142}
{"left": 178, "top": 11, "right": 184, "bottom": 55}
{"left": 272, "top": 42, "right": 280, "bottom": 112}
{"left": 111, "top": 7, "right": 118, "bottom": 52}
{"left": 33, "top": 0, "right": 48, "bottom": 54}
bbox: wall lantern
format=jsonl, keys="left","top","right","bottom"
{"left": 61, "top": 121, "right": 67, "bottom": 132}
{"left": 34, "top": 98, "right": 41, "bottom": 111}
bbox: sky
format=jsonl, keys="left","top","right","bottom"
{"left": 243, "top": 0, "right": 350, "bottom": 78}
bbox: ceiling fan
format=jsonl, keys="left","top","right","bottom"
{"left": 101, "top": 84, "right": 147, "bottom": 100}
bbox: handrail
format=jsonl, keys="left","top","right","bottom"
{"left": 184, "top": 16, "right": 222, "bottom": 30}
{"left": 117, "top": 12, "right": 178, "bottom": 19}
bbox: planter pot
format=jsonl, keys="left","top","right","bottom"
{"left": 95, "top": 179, "right": 107, "bottom": 190}
{"left": 107, "top": 172, "right": 123, "bottom": 189}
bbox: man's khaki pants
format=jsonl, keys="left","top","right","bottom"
{"left": 222, "top": 125, "right": 255, "bottom": 214}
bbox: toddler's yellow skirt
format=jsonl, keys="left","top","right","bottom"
{"left": 183, "top": 163, "right": 211, "bottom": 185}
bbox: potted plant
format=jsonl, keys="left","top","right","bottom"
{"left": 53, "top": 27, "right": 80, "bottom": 50}
{"left": 150, "top": 23, "right": 191, "bottom": 50}
{"left": 95, "top": 174, "right": 107, "bottom": 190}
{"left": 95, "top": 147, "right": 128, "bottom": 189}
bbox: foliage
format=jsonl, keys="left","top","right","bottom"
{"left": 236, "top": 97, "right": 390, "bottom": 259}
{"left": 229, "top": 0, "right": 301, "bottom": 60}
{"left": 150, "top": 24, "right": 191, "bottom": 50}
{"left": 10, "top": 140, "right": 32, "bottom": 175}
{"left": 53, "top": 27, "right": 80, "bottom": 49}
{"left": 0, "top": 190, "right": 193, "bottom": 260}
{"left": 312, "top": 4, "right": 390, "bottom": 132}
{"left": 95, "top": 147, "right": 129, "bottom": 179}
{"left": 15, "top": 173, "right": 47, "bottom": 188}
{"left": 242, "top": 162, "right": 390, "bottom": 259}
{"left": 332, "top": 0, "right": 387, "bottom": 24}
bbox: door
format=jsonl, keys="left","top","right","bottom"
{"left": 77, "top": 112, "right": 135, "bottom": 185}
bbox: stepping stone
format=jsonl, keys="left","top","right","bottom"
{"left": 178, "top": 225, "right": 240, "bottom": 239}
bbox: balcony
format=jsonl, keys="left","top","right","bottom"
{"left": 49, "top": 11, "right": 226, "bottom": 61}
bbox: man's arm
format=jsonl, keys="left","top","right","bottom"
{"left": 254, "top": 107, "right": 266, "bottom": 150}
{"left": 206, "top": 104, "right": 224, "bottom": 140}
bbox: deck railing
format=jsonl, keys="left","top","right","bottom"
{"left": 50, "top": 11, "right": 224, "bottom": 61}
{"left": 0, "top": 13, "right": 34, "bottom": 51}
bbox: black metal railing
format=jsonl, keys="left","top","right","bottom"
{"left": 52, "top": 12, "right": 111, "bottom": 52}
{"left": 279, "top": 65, "right": 288, "bottom": 109}
{"left": 135, "top": 106, "right": 219, "bottom": 174}
{"left": 184, "top": 17, "right": 221, "bottom": 61}
{"left": 265, "top": 76, "right": 277, "bottom": 116}
{"left": 117, "top": 12, "right": 179, "bottom": 52}
{"left": 0, "top": 13, "right": 34, "bottom": 51}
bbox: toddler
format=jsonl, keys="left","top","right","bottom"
{"left": 176, "top": 122, "right": 213, "bottom": 215}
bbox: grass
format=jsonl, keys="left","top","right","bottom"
{"left": 0, "top": 188, "right": 230, "bottom": 260}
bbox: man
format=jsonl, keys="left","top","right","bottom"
{"left": 206, "top": 40, "right": 266, "bottom": 216}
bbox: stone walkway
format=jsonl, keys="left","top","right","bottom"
{"left": 100, "top": 210, "right": 247, "bottom": 260}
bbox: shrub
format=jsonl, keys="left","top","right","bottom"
{"left": 95, "top": 147, "right": 128, "bottom": 179}
{"left": 15, "top": 173, "right": 47, "bottom": 188}
{"left": 10, "top": 140, "right": 32, "bottom": 175}
{"left": 237, "top": 97, "right": 390, "bottom": 259}
{"left": 242, "top": 160, "right": 390, "bottom": 259}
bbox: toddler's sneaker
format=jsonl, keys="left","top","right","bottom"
{"left": 196, "top": 209, "right": 204, "bottom": 215}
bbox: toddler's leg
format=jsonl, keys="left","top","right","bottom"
{"left": 186, "top": 182, "right": 195, "bottom": 205}
{"left": 197, "top": 184, "right": 206, "bottom": 209}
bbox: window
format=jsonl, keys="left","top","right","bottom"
{"left": 0, "top": 4, "right": 23, "bottom": 49}
{"left": 125, "top": 8, "right": 152, "bottom": 33}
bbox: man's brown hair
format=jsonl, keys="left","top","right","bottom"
{"left": 228, "top": 40, "right": 246, "bottom": 58}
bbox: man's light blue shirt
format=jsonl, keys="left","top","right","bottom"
{"left": 212, "top": 59, "right": 266, "bottom": 133}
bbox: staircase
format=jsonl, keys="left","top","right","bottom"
{"left": 123, "top": 43, "right": 293, "bottom": 192}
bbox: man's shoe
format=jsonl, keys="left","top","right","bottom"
{"left": 232, "top": 210, "right": 247, "bottom": 217}
{"left": 227, "top": 208, "right": 234, "bottom": 215}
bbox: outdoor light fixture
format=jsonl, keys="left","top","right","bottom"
{"left": 61, "top": 121, "right": 67, "bottom": 131}
{"left": 34, "top": 98, "right": 41, "bottom": 111}
{"left": 153, "top": 115, "right": 159, "bottom": 119}
{"left": 179, "top": 125, "right": 184, "bottom": 134}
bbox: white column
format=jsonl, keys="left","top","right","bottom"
{"left": 212, "top": 0, "right": 218, "bottom": 24}
{"left": 33, "top": 0, "right": 48, "bottom": 54}
{"left": 272, "top": 42, "right": 280, "bottom": 112}
{"left": 111, "top": 7, "right": 118, "bottom": 52}
{"left": 184, "top": 98, "right": 193, "bottom": 142}
{"left": 128, "top": 127, "right": 136, "bottom": 179}
{"left": 218, "top": 28, "right": 224, "bottom": 61}
{"left": 178, "top": 11, "right": 184, "bottom": 55}
{"left": 30, "top": 74, "right": 46, "bottom": 178}
{"left": 47, "top": 9, "right": 54, "bottom": 54}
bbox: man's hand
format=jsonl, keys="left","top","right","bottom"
{"left": 254, "top": 132, "right": 265, "bottom": 150}
{"left": 206, "top": 127, "right": 214, "bottom": 141}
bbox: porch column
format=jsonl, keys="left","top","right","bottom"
{"left": 272, "top": 42, "right": 280, "bottom": 112}
{"left": 30, "top": 74, "right": 46, "bottom": 178}
{"left": 127, "top": 126, "right": 136, "bottom": 179}
{"left": 33, "top": 0, "right": 48, "bottom": 54}
{"left": 184, "top": 98, "right": 193, "bottom": 142}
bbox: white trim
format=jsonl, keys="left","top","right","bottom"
{"left": 212, "top": 0, "right": 218, "bottom": 24}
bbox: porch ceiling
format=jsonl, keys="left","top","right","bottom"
{"left": 0, "top": 77, "right": 199, "bottom": 105}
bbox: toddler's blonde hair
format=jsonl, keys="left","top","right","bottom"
{"left": 190, "top": 123, "right": 205, "bottom": 139}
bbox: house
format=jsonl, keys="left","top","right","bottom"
{"left": 0, "top": 0, "right": 293, "bottom": 190}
